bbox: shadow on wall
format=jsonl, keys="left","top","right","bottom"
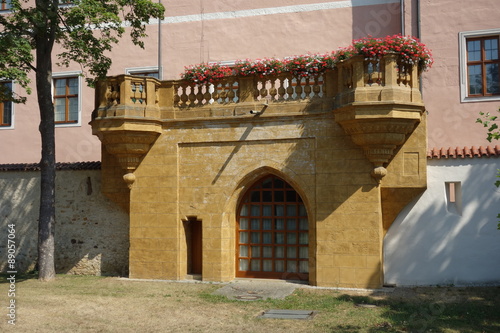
{"left": 351, "top": 0, "right": 401, "bottom": 40}
{"left": 0, "top": 169, "right": 129, "bottom": 276}
{"left": 384, "top": 158, "right": 500, "bottom": 286}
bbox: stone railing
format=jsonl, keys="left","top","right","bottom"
{"left": 91, "top": 53, "right": 425, "bottom": 185}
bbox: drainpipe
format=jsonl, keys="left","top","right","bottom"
{"left": 416, "top": 0, "right": 423, "bottom": 95}
{"left": 416, "top": 0, "right": 421, "bottom": 39}
{"left": 158, "top": 0, "right": 163, "bottom": 80}
{"left": 400, "top": 0, "right": 405, "bottom": 35}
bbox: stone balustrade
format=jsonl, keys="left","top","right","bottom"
{"left": 91, "top": 53, "right": 424, "bottom": 185}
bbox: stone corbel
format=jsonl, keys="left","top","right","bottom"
{"left": 100, "top": 130, "right": 161, "bottom": 189}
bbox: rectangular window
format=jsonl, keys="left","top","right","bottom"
{"left": 53, "top": 76, "right": 79, "bottom": 124}
{"left": 126, "top": 67, "right": 160, "bottom": 79}
{"left": 466, "top": 37, "right": 500, "bottom": 96}
{"left": 0, "top": 0, "right": 11, "bottom": 11}
{"left": 0, "top": 82, "right": 13, "bottom": 127}
{"left": 460, "top": 29, "right": 500, "bottom": 102}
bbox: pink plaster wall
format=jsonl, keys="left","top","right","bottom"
{"left": 417, "top": 0, "right": 500, "bottom": 149}
{"left": 19, "top": 0, "right": 500, "bottom": 161}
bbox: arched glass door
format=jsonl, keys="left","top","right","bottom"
{"left": 236, "top": 175, "right": 308, "bottom": 280}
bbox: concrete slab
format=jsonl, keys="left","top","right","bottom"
{"left": 213, "top": 279, "right": 304, "bottom": 301}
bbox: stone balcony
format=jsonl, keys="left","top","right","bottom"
{"left": 91, "top": 53, "right": 425, "bottom": 187}
{"left": 90, "top": 53, "right": 427, "bottom": 287}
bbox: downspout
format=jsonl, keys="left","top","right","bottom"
{"left": 416, "top": 0, "right": 421, "bottom": 39}
{"left": 416, "top": 0, "right": 423, "bottom": 95}
{"left": 400, "top": 0, "right": 405, "bottom": 35}
{"left": 158, "top": 0, "right": 163, "bottom": 80}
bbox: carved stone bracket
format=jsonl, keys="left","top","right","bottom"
{"left": 336, "top": 112, "right": 421, "bottom": 183}
{"left": 100, "top": 130, "right": 161, "bottom": 188}
{"left": 91, "top": 75, "right": 162, "bottom": 189}
{"left": 333, "top": 54, "right": 425, "bottom": 184}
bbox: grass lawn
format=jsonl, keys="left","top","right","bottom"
{"left": 0, "top": 274, "right": 499, "bottom": 332}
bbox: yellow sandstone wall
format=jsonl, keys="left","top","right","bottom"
{"left": 93, "top": 56, "right": 427, "bottom": 288}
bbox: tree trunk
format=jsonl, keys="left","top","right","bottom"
{"left": 35, "top": 2, "right": 57, "bottom": 281}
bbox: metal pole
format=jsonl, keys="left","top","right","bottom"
{"left": 400, "top": 0, "right": 405, "bottom": 35}
{"left": 158, "top": 0, "right": 163, "bottom": 80}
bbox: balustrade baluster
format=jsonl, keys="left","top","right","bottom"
{"left": 304, "top": 77, "right": 312, "bottom": 99}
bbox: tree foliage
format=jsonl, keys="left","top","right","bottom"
{"left": 0, "top": 0, "right": 164, "bottom": 280}
{"left": 477, "top": 108, "right": 500, "bottom": 229}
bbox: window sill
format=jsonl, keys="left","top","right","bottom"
{"left": 461, "top": 95, "right": 500, "bottom": 103}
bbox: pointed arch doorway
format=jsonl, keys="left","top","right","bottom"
{"left": 236, "top": 175, "right": 309, "bottom": 280}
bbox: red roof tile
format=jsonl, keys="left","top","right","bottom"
{"left": 427, "top": 145, "right": 500, "bottom": 159}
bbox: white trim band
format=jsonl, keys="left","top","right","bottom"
{"left": 158, "top": 0, "right": 399, "bottom": 24}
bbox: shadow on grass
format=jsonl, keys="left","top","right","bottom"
{"left": 326, "top": 289, "right": 500, "bottom": 333}
{"left": 201, "top": 286, "right": 500, "bottom": 332}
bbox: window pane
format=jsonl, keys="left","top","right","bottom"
{"left": 250, "top": 259, "right": 260, "bottom": 271}
{"left": 485, "top": 38, "right": 499, "bottom": 60}
{"left": 250, "top": 191, "right": 260, "bottom": 202}
{"left": 275, "top": 246, "right": 284, "bottom": 258}
{"left": 263, "top": 260, "right": 273, "bottom": 272}
{"left": 262, "top": 205, "right": 272, "bottom": 216}
{"left": 299, "top": 261, "right": 309, "bottom": 273}
{"left": 263, "top": 232, "right": 272, "bottom": 244}
{"left": 239, "top": 218, "right": 248, "bottom": 230}
{"left": 287, "top": 219, "right": 297, "bottom": 230}
{"left": 250, "top": 232, "right": 260, "bottom": 243}
{"left": 298, "top": 204, "right": 307, "bottom": 216}
{"left": 468, "top": 64, "right": 482, "bottom": 95}
{"left": 54, "top": 79, "right": 66, "bottom": 95}
{"left": 467, "top": 40, "right": 481, "bottom": 61}
{"left": 68, "top": 78, "right": 79, "bottom": 95}
{"left": 262, "top": 246, "right": 272, "bottom": 258}
{"left": 263, "top": 218, "right": 272, "bottom": 230}
{"left": 275, "top": 205, "right": 284, "bottom": 216}
{"left": 276, "top": 219, "right": 285, "bottom": 230}
{"left": 251, "top": 246, "right": 260, "bottom": 258}
{"left": 68, "top": 97, "right": 78, "bottom": 121}
{"left": 239, "top": 245, "right": 248, "bottom": 257}
{"left": 251, "top": 219, "right": 260, "bottom": 230}
{"left": 275, "top": 260, "right": 284, "bottom": 272}
{"left": 274, "top": 178, "right": 284, "bottom": 188}
{"left": 240, "top": 205, "right": 249, "bottom": 216}
{"left": 2, "top": 101, "right": 12, "bottom": 125}
{"left": 287, "top": 233, "right": 297, "bottom": 244}
{"left": 299, "top": 247, "right": 308, "bottom": 258}
{"left": 299, "top": 218, "right": 308, "bottom": 230}
{"left": 275, "top": 233, "right": 284, "bottom": 244}
{"left": 299, "top": 233, "right": 309, "bottom": 245}
{"left": 287, "top": 247, "right": 296, "bottom": 258}
{"left": 287, "top": 261, "right": 297, "bottom": 273}
{"left": 1, "top": 82, "right": 12, "bottom": 125}
{"left": 286, "top": 205, "right": 296, "bottom": 216}
{"left": 239, "top": 259, "right": 249, "bottom": 271}
{"left": 262, "top": 177, "right": 272, "bottom": 188}
{"left": 239, "top": 232, "right": 248, "bottom": 244}
{"left": 262, "top": 191, "right": 272, "bottom": 202}
{"left": 275, "top": 191, "right": 284, "bottom": 202}
{"left": 54, "top": 99, "right": 66, "bottom": 121}
{"left": 250, "top": 205, "right": 260, "bottom": 216}
{"left": 486, "top": 63, "right": 500, "bottom": 94}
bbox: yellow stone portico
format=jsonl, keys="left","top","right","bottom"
{"left": 91, "top": 54, "right": 427, "bottom": 288}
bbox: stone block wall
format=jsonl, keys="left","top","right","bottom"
{"left": 0, "top": 169, "right": 129, "bottom": 276}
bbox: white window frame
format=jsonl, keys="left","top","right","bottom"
{"left": 459, "top": 28, "right": 500, "bottom": 103}
{"left": 52, "top": 71, "right": 82, "bottom": 128}
{"left": 125, "top": 66, "right": 160, "bottom": 79}
{"left": 0, "top": 80, "right": 15, "bottom": 130}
